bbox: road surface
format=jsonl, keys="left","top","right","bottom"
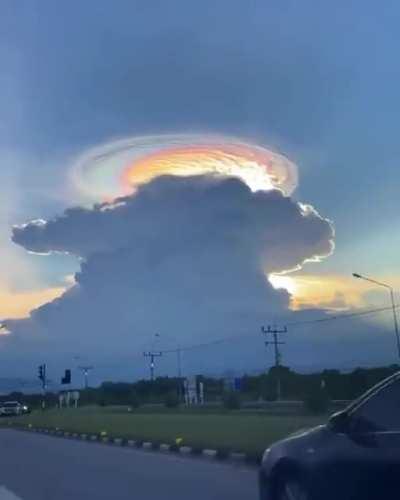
{"left": 0, "top": 429, "right": 258, "bottom": 499}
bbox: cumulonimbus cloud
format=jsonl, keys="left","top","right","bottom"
{"left": 8, "top": 139, "right": 335, "bottom": 374}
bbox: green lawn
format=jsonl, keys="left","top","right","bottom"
{"left": 10, "top": 407, "right": 324, "bottom": 457}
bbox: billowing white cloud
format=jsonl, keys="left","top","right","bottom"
{"left": 13, "top": 175, "right": 332, "bottom": 266}
{"left": 7, "top": 175, "right": 335, "bottom": 376}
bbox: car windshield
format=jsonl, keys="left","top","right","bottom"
{"left": 351, "top": 378, "right": 400, "bottom": 433}
{"left": 1, "top": 2, "right": 399, "bottom": 500}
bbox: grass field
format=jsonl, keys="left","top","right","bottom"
{"left": 10, "top": 406, "right": 324, "bottom": 457}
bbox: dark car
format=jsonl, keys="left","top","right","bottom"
{"left": 259, "top": 372, "right": 400, "bottom": 500}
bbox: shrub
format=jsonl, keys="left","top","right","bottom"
{"left": 223, "top": 391, "right": 241, "bottom": 410}
{"left": 216, "top": 448, "right": 230, "bottom": 460}
{"left": 303, "top": 387, "right": 330, "bottom": 414}
{"left": 263, "top": 386, "right": 278, "bottom": 402}
{"left": 130, "top": 391, "right": 141, "bottom": 409}
{"left": 164, "top": 392, "right": 180, "bottom": 408}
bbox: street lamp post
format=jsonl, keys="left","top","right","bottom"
{"left": 352, "top": 273, "right": 400, "bottom": 359}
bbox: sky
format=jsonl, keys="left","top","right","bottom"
{"left": 0, "top": 1, "right": 399, "bottom": 385}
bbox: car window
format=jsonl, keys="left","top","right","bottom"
{"left": 352, "top": 380, "right": 400, "bottom": 432}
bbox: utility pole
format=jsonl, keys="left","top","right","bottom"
{"left": 261, "top": 325, "right": 287, "bottom": 400}
{"left": 177, "top": 347, "right": 182, "bottom": 378}
{"left": 353, "top": 273, "right": 400, "bottom": 359}
{"left": 143, "top": 351, "right": 162, "bottom": 381}
{"left": 38, "top": 364, "right": 47, "bottom": 391}
{"left": 176, "top": 346, "right": 183, "bottom": 402}
{"left": 38, "top": 364, "right": 47, "bottom": 409}
{"left": 79, "top": 366, "right": 93, "bottom": 389}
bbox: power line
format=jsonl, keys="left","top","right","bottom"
{"left": 286, "top": 304, "right": 400, "bottom": 327}
{"left": 157, "top": 304, "right": 400, "bottom": 355}
{"left": 93, "top": 304, "right": 400, "bottom": 373}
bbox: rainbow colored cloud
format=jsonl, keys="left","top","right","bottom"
{"left": 71, "top": 134, "right": 298, "bottom": 202}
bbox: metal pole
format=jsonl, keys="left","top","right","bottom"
{"left": 261, "top": 326, "right": 286, "bottom": 401}
{"left": 177, "top": 347, "right": 182, "bottom": 378}
{"left": 79, "top": 366, "right": 93, "bottom": 389}
{"left": 273, "top": 333, "right": 280, "bottom": 366}
{"left": 353, "top": 274, "right": 400, "bottom": 360}
{"left": 177, "top": 347, "right": 183, "bottom": 402}
{"left": 42, "top": 364, "right": 47, "bottom": 409}
{"left": 150, "top": 357, "right": 155, "bottom": 381}
{"left": 143, "top": 352, "right": 162, "bottom": 381}
{"left": 273, "top": 333, "right": 281, "bottom": 400}
{"left": 389, "top": 288, "right": 400, "bottom": 359}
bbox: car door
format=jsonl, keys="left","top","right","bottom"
{"left": 345, "top": 378, "right": 400, "bottom": 500}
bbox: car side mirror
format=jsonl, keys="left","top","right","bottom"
{"left": 329, "top": 411, "right": 350, "bottom": 433}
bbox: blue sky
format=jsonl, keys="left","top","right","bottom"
{"left": 0, "top": 1, "right": 399, "bottom": 380}
{"left": 2, "top": 1, "right": 399, "bottom": 272}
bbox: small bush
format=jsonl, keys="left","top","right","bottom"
{"left": 169, "top": 443, "right": 179, "bottom": 453}
{"left": 130, "top": 392, "right": 140, "bottom": 409}
{"left": 263, "top": 387, "right": 278, "bottom": 402}
{"left": 164, "top": 392, "right": 180, "bottom": 408}
{"left": 303, "top": 388, "right": 330, "bottom": 414}
{"left": 223, "top": 391, "right": 241, "bottom": 410}
{"left": 216, "top": 448, "right": 230, "bottom": 460}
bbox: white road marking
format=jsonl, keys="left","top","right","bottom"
{"left": 0, "top": 486, "right": 23, "bottom": 500}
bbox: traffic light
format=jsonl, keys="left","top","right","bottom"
{"left": 61, "top": 369, "right": 71, "bottom": 385}
{"left": 38, "top": 364, "right": 45, "bottom": 381}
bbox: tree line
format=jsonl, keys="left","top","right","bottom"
{"left": 1, "top": 364, "right": 398, "bottom": 410}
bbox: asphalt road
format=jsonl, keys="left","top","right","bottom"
{"left": 0, "top": 429, "right": 258, "bottom": 500}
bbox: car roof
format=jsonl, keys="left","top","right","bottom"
{"left": 347, "top": 370, "right": 400, "bottom": 414}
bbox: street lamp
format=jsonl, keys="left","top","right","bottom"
{"left": 352, "top": 273, "right": 400, "bottom": 359}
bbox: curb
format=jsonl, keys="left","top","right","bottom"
{"left": 230, "top": 452, "right": 246, "bottom": 463}
{"left": 13, "top": 425, "right": 258, "bottom": 467}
